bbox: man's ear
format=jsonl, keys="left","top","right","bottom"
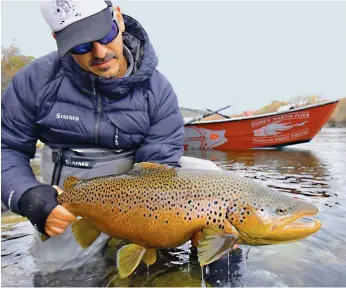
{"left": 115, "top": 6, "right": 125, "bottom": 32}
{"left": 52, "top": 32, "right": 56, "bottom": 39}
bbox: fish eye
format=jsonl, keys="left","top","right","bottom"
{"left": 276, "top": 207, "right": 287, "bottom": 215}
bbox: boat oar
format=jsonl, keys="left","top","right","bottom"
{"left": 206, "top": 108, "right": 231, "bottom": 119}
{"left": 184, "top": 105, "right": 231, "bottom": 125}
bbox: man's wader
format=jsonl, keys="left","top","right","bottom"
{"left": 30, "top": 145, "right": 221, "bottom": 272}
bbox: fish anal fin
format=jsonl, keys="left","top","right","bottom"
{"left": 142, "top": 248, "right": 156, "bottom": 265}
{"left": 198, "top": 226, "right": 238, "bottom": 267}
{"left": 71, "top": 218, "right": 101, "bottom": 248}
{"left": 63, "top": 176, "right": 81, "bottom": 190}
{"left": 117, "top": 244, "right": 146, "bottom": 278}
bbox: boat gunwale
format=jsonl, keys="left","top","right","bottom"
{"left": 185, "top": 99, "right": 340, "bottom": 126}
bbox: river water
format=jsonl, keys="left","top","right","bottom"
{"left": 2, "top": 127, "right": 346, "bottom": 287}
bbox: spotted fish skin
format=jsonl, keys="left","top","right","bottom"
{"left": 57, "top": 163, "right": 318, "bottom": 248}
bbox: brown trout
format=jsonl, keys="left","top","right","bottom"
{"left": 55, "top": 162, "right": 321, "bottom": 278}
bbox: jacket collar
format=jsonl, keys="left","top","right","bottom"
{"left": 61, "top": 14, "right": 158, "bottom": 98}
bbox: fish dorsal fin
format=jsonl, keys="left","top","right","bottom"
{"left": 117, "top": 243, "right": 147, "bottom": 278}
{"left": 63, "top": 176, "right": 81, "bottom": 190}
{"left": 197, "top": 226, "right": 238, "bottom": 266}
{"left": 127, "top": 162, "right": 172, "bottom": 176}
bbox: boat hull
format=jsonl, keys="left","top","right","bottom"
{"left": 184, "top": 100, "right": 339, "bottom": 150}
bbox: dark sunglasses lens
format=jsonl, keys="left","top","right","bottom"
{"left": 70, "top": 43, "right": 92, "bottom": 54}
{"left": 69, "top": 22, "right": 119, "bottom": 54}
{"left": 99, "top": 22, "right": 119, "bottom": 45}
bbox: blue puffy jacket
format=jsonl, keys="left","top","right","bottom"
{"left": 1, "top": 14, "right": 185, "bottom": 214}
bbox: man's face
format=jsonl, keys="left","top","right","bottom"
{"left": 68, "top": 9, "right": 126, "bottom": 79}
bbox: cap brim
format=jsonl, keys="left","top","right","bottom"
{"left": 55, "top": 8, "right": 113, "bottom": 58}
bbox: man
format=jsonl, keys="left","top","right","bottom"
{"left": 1, "top": 0, "right": 185, "bottom": 241}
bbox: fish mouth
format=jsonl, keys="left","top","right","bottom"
{"left": 268, "top": 207, "right": 321, "bottom": 243}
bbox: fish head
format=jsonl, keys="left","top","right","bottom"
{"left": 224, "top": 176, "right": 321, "bottom": 245}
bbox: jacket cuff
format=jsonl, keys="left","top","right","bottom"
{"left": 18, "top": 185, "right": 58, "bottom": 235}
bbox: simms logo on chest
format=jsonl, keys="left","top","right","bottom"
{"left": 56, "top": 113, "right": 79, "bottom": 121}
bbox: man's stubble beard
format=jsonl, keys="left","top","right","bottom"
{"left": 98, "top": 67, "right": 120, "bottom": 79}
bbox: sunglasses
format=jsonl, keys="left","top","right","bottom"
{"left": 70, "top": 22, "right": 119, "bottom": 55}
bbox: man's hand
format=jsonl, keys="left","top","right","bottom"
{"left": 45, "top": 186, "right": 77, "bottom": 237}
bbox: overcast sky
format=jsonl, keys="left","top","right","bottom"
{"left": 1, "top": 1, "right": 346, "bottom": 114}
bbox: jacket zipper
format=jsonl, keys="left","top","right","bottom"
{"left": 93, "top": 84, "right": 102, "bottom": 144}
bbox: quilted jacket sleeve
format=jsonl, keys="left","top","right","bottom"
{"left": 1, "top": 69, "right": 42, "bottom": 214}
{"left": 135, "top": 71, "right": 185, "bottom": 167}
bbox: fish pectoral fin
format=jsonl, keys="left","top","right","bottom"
{"left": 142, "top": 248, "right": 157, "bottom": 265}
{"left": 116, "top": 244, "right": 147, "bottom": 278}
{"left": 71, "top": 218, "right": 101, "bottom": 248}
{"left": 197, "top": 226, "right": 238, "bottom": 267}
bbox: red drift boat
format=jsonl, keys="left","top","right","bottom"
{"left": 184, "top": 100, "right": 339, "bottom": 151}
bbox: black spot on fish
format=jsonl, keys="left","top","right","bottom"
{"left": 214, "top": 201, "right": 218, "bottom": 205}
{"left": 213, "top": 219, "right": 216, "bottom": 223}
{"left": 166, "top": 220, "right": 168, "bottom": 224}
